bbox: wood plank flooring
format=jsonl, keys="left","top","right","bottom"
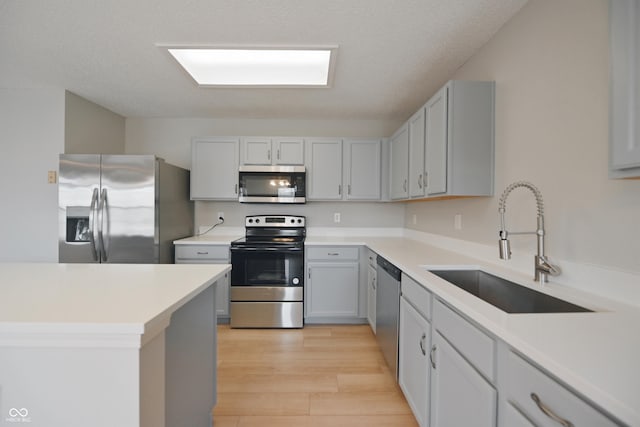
{"left": 213, "top": 324, "right": 418, "bottom": 427}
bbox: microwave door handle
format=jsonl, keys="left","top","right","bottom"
{"left": 89, "top": 188, "right": 99, "bottom": 261}
{"left": 98, "top": 188, "right": 109, "bottom": 262}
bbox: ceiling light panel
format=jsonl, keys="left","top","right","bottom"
{"left": 166, "top": 47, "right": 337, "bottom": 87}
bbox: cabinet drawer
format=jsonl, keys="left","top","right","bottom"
{"left": 175, "top": 245, "right": 229, "bottom": 261}
{"left": 401, "top": 274, "right": 431, "bottom": 320}
{"left": 506, "top": 351, "right": 619, "bottom": 427}
{"left": 433, "top": 298, "right": 495, "bottom": 381}
{"left": 306, "top": 246, "right": 359, "bottom": 261}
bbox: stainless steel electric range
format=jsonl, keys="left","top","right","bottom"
{"left": 230, "top": 215, "right": 305, "bottom": 328}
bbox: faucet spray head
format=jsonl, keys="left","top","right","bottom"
{"left": 499, "top": 237, "right": 511, "bottom": 260}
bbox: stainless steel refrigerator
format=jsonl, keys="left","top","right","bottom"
{"left": 59, "top": 154, "right": 194, "bottom": 263}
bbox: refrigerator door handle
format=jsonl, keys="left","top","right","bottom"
{"left": 98, "top": 188, "right": 109, "bottom": 262}
{"left": 89, "top": 188, "right": 100, "bottom": 261}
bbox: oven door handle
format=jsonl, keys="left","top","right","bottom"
{"left": 230, "top": 246, "right": 303, "bottom": 252}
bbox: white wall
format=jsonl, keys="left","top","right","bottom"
{"left": 0, "top": 88, "right": 65, "bottom": 261}
{"left": 65, "top": 91, "right": 125, "bottom": 154}
{"left": 406, "top": 0, "right": 640, "bottom": 276}
{"left": 125, "top": 117, "right": 404, "bottom": 229}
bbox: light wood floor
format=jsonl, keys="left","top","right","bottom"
{"left": 213, "top": 324, "right": 418, "bottom": 427}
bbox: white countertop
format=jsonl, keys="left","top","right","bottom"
{"left": 0, "top": 263, "right": 230, "bottom": 339}
{"left": 175, "top": 232, "right": 639, "bottom": 424}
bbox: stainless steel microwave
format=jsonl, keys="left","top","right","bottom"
{"left": 238, "top": 165, "right": 306, "bottom": 203}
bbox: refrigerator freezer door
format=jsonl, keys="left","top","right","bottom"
{"left": 100, "top": 155, "right": 158, "bottom": 263}
{"left": 59, "top": 154, "right": 102, "bottom": 263}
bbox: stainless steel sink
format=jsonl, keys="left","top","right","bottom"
{"left": 428, "top": 269, "right": 592, "bottom": 314}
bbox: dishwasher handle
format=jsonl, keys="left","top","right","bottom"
{"left": 376, "top": 256, "right": 402, "bottom": 281}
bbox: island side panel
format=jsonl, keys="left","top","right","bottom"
{"left": 0, "top": 345, "right": 140, "bottom": 427}
{"left": 164, "top": 282, "right": 216, "bottom": 427}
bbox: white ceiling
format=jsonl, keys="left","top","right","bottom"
{"left": 0, "top": 0, "right": 527, "bottom": 121}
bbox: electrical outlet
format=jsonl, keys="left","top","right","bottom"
{"left": 454, "top": 214, "right": 462, "bottom": 230}
{"left": 333, "top": 213, "right": 341, "bottom": 223}
{"left": 48, "top": 170, "right": 57, "bottom": 184}
{"left": 217, "top": 212, "right": 225, "bottom": 221}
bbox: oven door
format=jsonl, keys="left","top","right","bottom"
{"left": 230, "top": 246, "right": 304, "bottom": 287}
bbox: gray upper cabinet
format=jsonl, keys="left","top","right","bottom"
{"left": 425, "top": 80, "right": 495, "bottom": 198}
{"left": 609, "top": 0, "right": 640, "bottom": 178}
{"left": 390, "top": 124, "right": 410, "bottom": 200}
{"left": 343, "top": 139, "right": 382, "bottom": 200}
{"left": 306, "top": 138, "right": 343, "bottom": 200}
{"left": 241, "top": 137, "right": 304, "bottom": 165}
{"left": 191, "top": 137, "right": 239, "bottom": 200}
{"left": 425, "top": 86, "right": 448, "bottom": 196}
{"left": 408, "top": 108, "right": 427, "bottom": 198}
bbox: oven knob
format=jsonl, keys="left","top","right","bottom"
{"left": 297, "top": 219, "right": 302, "bottom": 223}
{"left": 248, "top": 218, "right": 253, "bottom": 223}
{"left": 256, "top": 218, "right": 260, "bottom": 223}
{"left": 292, "top": 278, "right": 300, "bottom": 285}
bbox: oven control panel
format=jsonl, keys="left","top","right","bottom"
{"left": 245, "top": 215, "right": 305, "bottom": 227}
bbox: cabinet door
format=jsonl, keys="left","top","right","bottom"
{"left": 430, "top": 331, "right": 497, "bottom": 427}
{"left": 408, "top": 108, "right": 426, "bottom": 198}
{"left": 610, "top": 1, "right": 640, "bottom": 176}
{"left": 425, "top": 86, "right": 448, "bottom": 196}
{"left": 399, "top": 297, "right": 430, "bottom": 427}
{"left": 306, "top": 139, "right": 343, "bottom": 200}
{"left": 307, "top": 262, "right": 359, "bottom": 317}
{"left": 242, "top": 137, "right": 272, "bottom": 165}
{"left": 191, "top": 138, "right": 239, "bottom": 200}
{"left": 367, "top": 264, "right": 377, "bottom": 333}
{"left": 274, "top": 138, "right": 305, "bottom": 165}
{"left": 390, "top": 124, "right": 409, "bottom": 200}
{"left": 344, "top": 139, "right": 381, "bottom": 200}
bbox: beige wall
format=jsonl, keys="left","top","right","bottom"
{"left": 406, "top": 0, "right": 640, "bottom": 274}
{"left": 65, "top": 91, "right": 125, "bottom": 154}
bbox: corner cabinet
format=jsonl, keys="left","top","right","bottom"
{"left": 609, "top": 0, "right": 640, "bottom": 178}
{"left": 390, "top": 124, "right": 410, "bottom": 200}
{"left": 175, "top": 244, "right": 231, "bottom": 320}
{"left": 191, "top": 137, "right": 239, "bottom": 200}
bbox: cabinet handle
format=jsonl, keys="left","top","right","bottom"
{"left": 348, "top": 184, "right": 351, "bottom": 195}
{"left": 277, "top": 149, "right": 280, "bottom": 160}
{"left": 530, "top": 393, "right": 574, "bottom": 427}
{"left": 418, "top": 174, "right": 423, "bottom": 189}
{"left": 403, "top": 179, "right": 407, "bottom": 192}
{"left": 308, "top": 269, "right": 311, "bottom": 279}
{"left": 196, "top": 251, "right": 209, "bottom": 255}
{"left": 424, "top": 172, "right": 428, "bottom": 189}
{"left": 268, "top": 149, "right": 271, "bottom": 160}
{"left": 234, "top": 184, "right": 238, "bottom": 194}
{"left": 430, "top": 345, "right": 436, "bottom": 369}
{"left": 419, "top": 333, "right": 427, "bottom": 356}
{"left": 372, "top": 277, "right": 376, "bottom": 290}
{"left": 338, "top": 185, "right": 342, "bottom": 195}
{"left": 327, "top": 252, "right": 339, "bottom": 256}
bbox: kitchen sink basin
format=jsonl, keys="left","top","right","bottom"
{"left": 428, "top": 269, "right": 592, "bottom": 314}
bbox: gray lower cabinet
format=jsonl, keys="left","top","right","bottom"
{"left": 399, "top": 274, "right": 432, "bottom": 427}
{"left": 430, "top": 298, "right": 497, "bottom": 427}
{"left": 502, "top": 351, "right": 621, "bottom": 427}
{"left": 175, "top": 244, "right": 230, "bottom": 319}
{"left": 305, "top": 246, "right": 361, "bottom": 322}
{"left": 366, "top": 250, "right": 377, "bottom": 333}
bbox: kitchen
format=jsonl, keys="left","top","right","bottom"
{"left": 1, "top": 0, "right": 639, "bottom": 426}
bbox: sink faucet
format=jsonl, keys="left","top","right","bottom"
{"left": 498, "top": 181, "right": 560, "bottom": 284}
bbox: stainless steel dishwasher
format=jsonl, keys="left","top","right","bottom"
{"left": 376, "top": 255, "right": 401, "bottom": 380}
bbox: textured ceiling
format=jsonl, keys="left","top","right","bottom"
{"left": 0, "top": 0, "right": 527, "bottom": 121}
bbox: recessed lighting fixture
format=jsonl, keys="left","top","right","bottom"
{"left": 162, "top": 46, "right": 338, "bottom": 87}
